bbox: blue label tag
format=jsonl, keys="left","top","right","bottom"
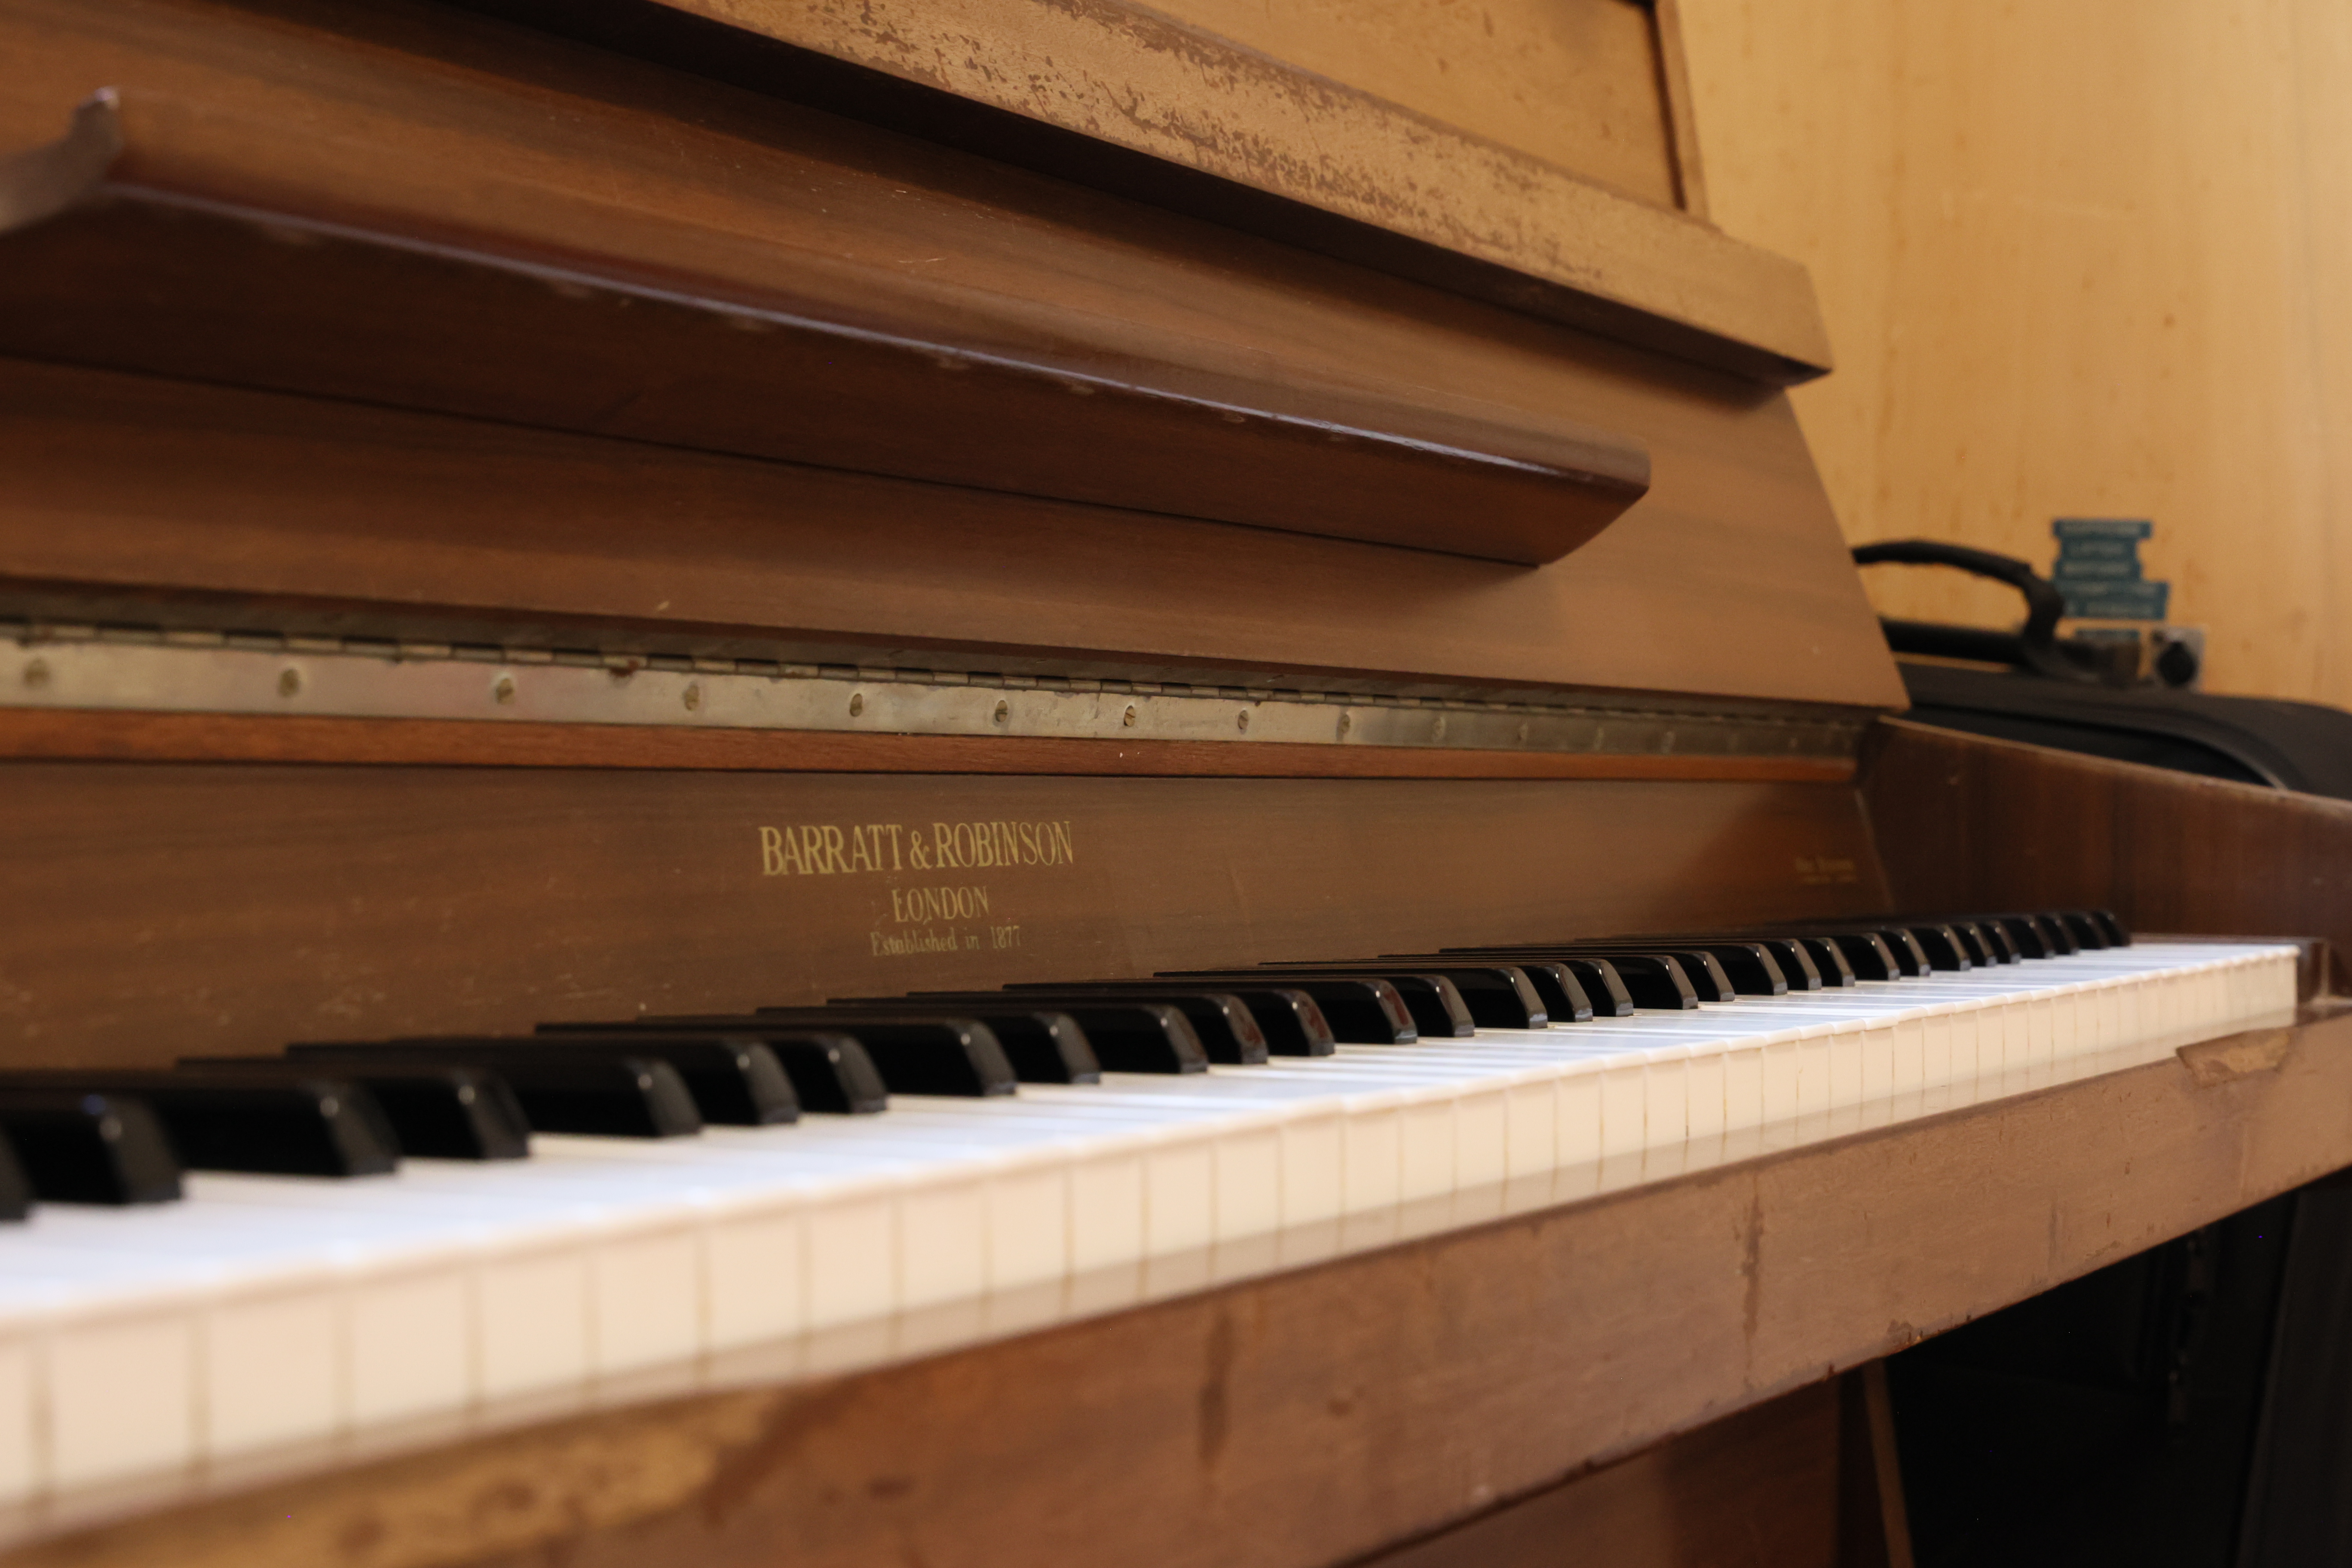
{"left": 2062, "top": 582, "right": 2170, "bottom": 621}
{"left": 2053, "top": 517, "right": 2154, "bottom": 541}
{"left": 2052, "top": 557, "right": 2143, "bottom": 582}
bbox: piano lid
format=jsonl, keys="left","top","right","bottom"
{"left": 463, "top": 0, "right": 1835, "bottom": 383}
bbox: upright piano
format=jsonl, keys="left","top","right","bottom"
{"left": 0, "top": 2, "right": 2348, "bottom": 1564}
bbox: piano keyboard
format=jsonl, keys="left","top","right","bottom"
{"left": 0, "top": 920, "right": 2298, "bottom": 1528}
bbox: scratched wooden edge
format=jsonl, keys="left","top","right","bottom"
{"left": 0, "top": 709, "right": 1860, "bottom": 782}
{"left": 11, "top": 1004, "right": 2345, "bottom": 1568}
{"left": 636, "top": 0, "right": 1833, "bottom": 376}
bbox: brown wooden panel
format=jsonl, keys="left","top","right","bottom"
{"left": 0, "top": 355, "right": 1904, "bottom": 711}
{"left": 16, "top": 1007, "right": 2352, "bottom": 1568}
{"left": 1135, "top": 0, "right": 1681, "bottom": 208}
{"left": 0, "top": 760, "right": 1883, "bottom": 1069}
{"left": 0, "top": 92, "right": 1648, "bottom": 568}
{"left": 0, "top": 709, "right": 1858, "bottom": 783}
{"left": 0, "top": 0, "right": 1895, "bottom": 708}
{"left": 1362, "top": 1383, "right": 1840, "bottom": 1568}
{"left": 623, "top": 0, "right": 1831, "bottom": 376}
{"left": 1861, "top": 719, "right": 2352, "bottom": 983}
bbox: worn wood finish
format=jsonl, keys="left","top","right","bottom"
{"left": 614, "top": 0, "right": 1829, "bottom": 378}
{"left": 1360, "top": 1382, "right": 1841, "bottom": 1567}
{"left": 14, "top": 1006, "right": 2349, "bottom": 1568}
{"left": 1139, "top": 0, "right": 1680, "bottom": 208}
{"left": 1862, "top": 719, "right": 2352, "bottom": 986}
{"left": 0, "top": 709, "right": 1859, "bottom": 783}
{"left": 0, "top": 94, "right": 1648, "bottom": 568}
{"left": 0, "top": 352, "right": 1904, "bottom": 711}
{"left": 0, "top": 761, "right": 1883, "bottom": 1068}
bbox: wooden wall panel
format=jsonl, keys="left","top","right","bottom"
{"left": 1681, "top": 0, "right": 2352, "bottom": 706}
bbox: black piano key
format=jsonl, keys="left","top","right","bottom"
{"left": 0, "top": 1072, "right": 400, "bottom": 1177}
{"left": 1435, "top": 948, "right": 1635, "bottom": 1017}
{"left": 1635, "top": 936, "right": 1820, "bottom": 989}
{"left": 291, "top": 1041, "right": 704, "bottom": 1138}
{"left": 906, "top": 990, "right": 1258, "bottom": 1066}
{"left": 1548, "top": 958, "right": 1629, "bottom": 1017}
{"left": 1259, "top": 964, "right": 1548, "bottom": 1030}
{"left": 1547, "top": 947, "right": 1732, "bottom": 1003}
{"left": 1007, "top": 983, "right": 1339, "bottom": 1057}
{"left": 1850, "top": 927, "right": 1932, "bottom": 977}
{"left": 1138, "top": 976, "right": 1414, "bottom": 1044}
{"left": 1462, "top": 946, "right": 1708, "bottom": 1004}
{"left": 1979, "top": 919, "right": 2025, "bottom": 962}
{"left": 2055, "top": 908, "right": 2129, "bottom": 949}
{"left": 0, "top": 1090, "right": 181, "bottom": 1204}
{"left": 0, "top": 1129, "right": 30, "bottom": 1220}
{"left": 1779, "top": 934, "right": 1858, "bottom": 986}
{"left": 1742, "top": 937, "right": 1825, "bottom": 989}
{"left": 2050, "top": 910, "right": 2108, "bottom": 949}
{"left": 594, "top": 1037, "right": 798, "bottom": 1124}
{"left": 537, "top": 1022, "right": 888, "bottom": 1113}
{"left": 823, "top": 1001, "right": 1103, "bottom": 1081}
{"left": 1169, "top": 970, "right": 1470, "bottom": 1038}
{"left": 742, "top": 1011, "right": 1026, "bottom": 1092}
{"left": 1650, "top": 942, "right": 1791, "bottom": 996}
{"left": 2030, "top": 912, "right": 2079, "bottom": 956}
{"left": 1557, "top": 953, "right": 1696, "bottom": 1010}
{"left": 1389, "top": 959, "right": 1592, "bottom": 1022}
{"left": 184, "top": 1057, "right": 531, "bottom": 1160}
{"left": 1808, "top": 930, "right": 1908, "bottom": 981}
{"left": 1940, "top": 919, "right": 2009, "bottom": 965}
{"left": 1900, "top": 924, "right": 1975, "bottom": 972}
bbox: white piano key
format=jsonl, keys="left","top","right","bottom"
{"left": 0, "top": 940, "right": 2294, "bottom": 1519}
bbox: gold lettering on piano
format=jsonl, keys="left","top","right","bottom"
{"left": 1794, "top": 854, "right": 1859, "bottom": 886}
{"left": 888, "top": 885, "right": 992, "bottom": 923}
{"left": 759, "top": 820, "right": 1073, "bottom": 876}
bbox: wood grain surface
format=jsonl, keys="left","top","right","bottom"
{"left": 0, "top": 352, "right": 1905, "bottom": 711}
{"left": 621, "top": 0, "right": 1829, "bottom": 376}
{"left": 14, "top": 1004, "right": 2348, "bottom": 1568}
{"left": 1682, "top": 0, "right": 2352, "bottom": 704}
{"left": 1139, "top": 0, "right": 1681, "bottom": 207}
{"left": 0, "top": 0, "right": 1891, "bottom": 705}
{"left": 2, "top": 95, "right": 1649, "bottom": 567}
{"left": 1862, "top": 718, "right": 2352, "bottom": 986}
{"left": 0, "top": 709, "right": 1859, "bottom": 783}
{"left": 0, "top": 760, "right": 1884, "bottom": 1068}
{"left": 1360, "top": 1381, "right": 1841, "bottom": 1568}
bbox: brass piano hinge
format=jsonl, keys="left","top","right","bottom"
{"left": 0, "top": 622, "right": 1869, "bottom": 761}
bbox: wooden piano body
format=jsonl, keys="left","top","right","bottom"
{"left": 0, "top": 1, "right": 2348, "bottom": 1563}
